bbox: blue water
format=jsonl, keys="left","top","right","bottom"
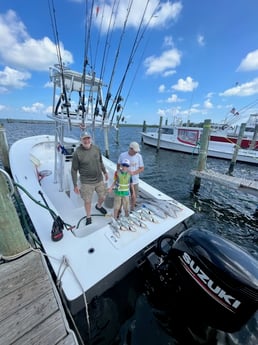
{"left": 1, "top": 120, "right": 257, "bottom": 345}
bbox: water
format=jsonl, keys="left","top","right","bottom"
{"left": 1, "top": 120, "right": 257, "bottom": 345}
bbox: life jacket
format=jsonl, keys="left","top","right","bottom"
{"left": 115, "top": 171, "right": 131, "bottom": 193}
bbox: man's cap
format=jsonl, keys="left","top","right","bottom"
{"left": 80, "top": 132, "right": 91, "bottom": 139}
{"left": 121, "top": 159, "right": 130, "bottom": 167}
{"left": 129, "top": 141, "right": 140, "bottom": 152}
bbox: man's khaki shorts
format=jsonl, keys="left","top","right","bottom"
{"left": 80, "top": 181, "right": 106, "bottom": 202}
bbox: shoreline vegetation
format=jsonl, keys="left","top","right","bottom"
{"left": 0, "top": 118, "right": 158, "bottom": 128}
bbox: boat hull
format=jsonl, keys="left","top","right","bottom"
{"left": 141, "top": 132, "right": 258, "bottom": 164}
{"left": 9, "top": 135, "right": 194, "bottom": 314}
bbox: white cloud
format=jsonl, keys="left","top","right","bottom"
{"left": 157, "top": 108, "right": 166, "bottom": 117}
{"left": 0, "top": 66, "right": 31, "bottom": 89}
{"left": 172, "top": 76, "right": 198, "bottom": 92}
{"left": 237, "top": 50, "right": 258, "bottom": 71}
{"left": 21, "top": 102, "right": 45, "bottom": 113}
{"left": 204, "top": 99, "right": 213, "bottom": 109}
{"left": 144, "top": 48, "right": 181, "bottom": 75}
{"left": 167, "top": 93, "right": 183, "bottom": 103}
{"left": 220, "top": 78, "right": 258, "bottom": 97}
{"left": 96, "top": 1, "right": 183, "bottom": 31}
{"left": 158, "top": 84, "right": 166, "bottom": 93}
{"left": 163, "top": 36, "right": 174, "bottom": 48}
{"left": 0, "top": 10, "right": 73, "bottom": 72}
{"left": 197, "top": 34, "right": 205, "bottom": 46}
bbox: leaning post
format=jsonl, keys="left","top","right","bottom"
{"left": 193, "top": 119, "right": 211, "bottom": 193}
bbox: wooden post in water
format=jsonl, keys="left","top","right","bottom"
{"left": 193, "top": 119, "right": 211, "bottom": 193}
{"left": 142, "top": 120, "right": 147, "bottom": 133}
{"left": 115, "top": 122, "right": 120, "bottom": 144}
{"left": 104, "top": 126, "right": 110, "bottom": 158}
{"left": 249, "top": 124, "right": 258, "bottom": 150}
{"left": 0, "top": 124, "right": 10, "bottom": 174}
{"left": 0, "top": 171, "right": 30, "bottom": 257}
{"left": 227, "top": 123, "right": 246, "bottom": 175}
{"left": 156, "top": 116, "right": 163, "bottom": 152}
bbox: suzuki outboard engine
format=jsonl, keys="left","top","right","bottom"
{"left": 143, "top": 228, "right": 258, "bottom": 340}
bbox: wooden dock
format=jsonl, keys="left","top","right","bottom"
{"left": 191, "top": 169, "right": 258, "bottom": 197}
{"left": 0, "top": 250, "right": 78, "bottom": 345}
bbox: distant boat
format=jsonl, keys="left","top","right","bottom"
{"left": 211, "top": 113, "right": 258, "bottom": 149}
{"left": 141, "top": 125, "right": 258, "bottom": 165}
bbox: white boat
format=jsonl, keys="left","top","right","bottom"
{"left": 141, "top": 125, "right": 258, "bottom": 165}
{"left": 9, "top": 66, "right": 194, "bottom": 315}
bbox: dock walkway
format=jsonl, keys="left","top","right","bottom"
{"left": 0, "top": 250, "right": 78, "bottom": 345}
{"left": 191, "top": 169, "right": 258, "bottom": 197}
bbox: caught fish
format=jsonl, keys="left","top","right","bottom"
{"left": 119, "top": 216, "right": 137, "bottom": 232}
{"left": 128, "top": 214, "right": 148, "bottom": 229}
{"left": 138, "top": 208, "right": 159, "bottom": 223}
{"left": 109, "top": 218, "right": 121, "bottom": 238}
{"left": 168, "top": 199, "right": 183, "bottom": 211}
{"left": 141, "top": 203, "right": 166, "bottom": 219}
{"left": 148, "top": 200, "right": 178, "bottom": 217}
{"left": 116, "top": 218, "right": 129, "bottom": 231}
{"left": 130, "top": 210, "right": 149, "bottom": 221}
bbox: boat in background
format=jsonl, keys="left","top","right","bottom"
{"left": 211, "top": 113, "right": 258, "bottom": 149}
{"left": 141, "top": 125, "right": 258, "bottom": 164}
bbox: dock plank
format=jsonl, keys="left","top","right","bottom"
{"left": 191, "top": 169, "right": 258, "bottom": 197}
{"left": 0, "top": 250, "right": 78, "bottom": 345}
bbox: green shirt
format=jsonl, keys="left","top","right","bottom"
{"left": 71, "top": 144, "right": 106, "bottom": 186}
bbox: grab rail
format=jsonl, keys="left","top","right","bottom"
{"left": 0, "top": 168, "right": 14, "bottom": 196}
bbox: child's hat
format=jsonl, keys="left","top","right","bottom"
{"left": 121, "top": 159, "right": 130, "bottom": 167}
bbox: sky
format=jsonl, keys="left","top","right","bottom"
{"left": 1, "top": 0, "right": 258, "bottom": 125}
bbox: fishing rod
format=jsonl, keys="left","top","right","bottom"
{"left": 91, "top": 0, "right": 119, "bottom": 126}
{"left": 110, "top": 0, "right": 157, "bottom": 125}
{"left": 78, "top": 0, "right": 95, "bottom": 130}
{"left": 48, "top": 0, "right": 71, "bottom": 130}
{"left": 101, "top": 0, "right": 134, "bottom": 125}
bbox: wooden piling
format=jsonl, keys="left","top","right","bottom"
{"left": 142, "top": 120, "right": 147, "bottom": 133}
{"left": 0, "top": 124, "right": 10, "bottom": 174}
{"left": 0, "top": 171, "right": 30, "bottom": 257}
{"left": 193, "top": 119, "right": 211, "bottom": 193}
{"left": 227, "top": 123, "right": 246, "bottom": 175}
{"left": 156, "top": 116, "right": 163, "bottom": 152}
{"left": 249, "top": 124, "right": 258, "bottom": 150}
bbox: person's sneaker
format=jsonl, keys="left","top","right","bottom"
{"left": 95, "top": 204, "right": 107, "bottom": 215}
{"left": 86, "top": 217, "right": 92, "bottom": 226}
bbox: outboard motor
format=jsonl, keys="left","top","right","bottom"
{"left": 142, "top": 228, "right": 258, "bottom": 341}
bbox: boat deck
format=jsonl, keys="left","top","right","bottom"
{"left": 9, "top": 135, "right": 194, "bottom": 314}
{"left": 0, "top": 250, "right": 78, "bottom": 345}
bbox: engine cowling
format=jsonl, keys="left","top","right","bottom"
{"left": 165, "top": 228, "right": 258, "bottom": 332}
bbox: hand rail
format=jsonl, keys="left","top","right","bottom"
{"left": 0, "top": 168, "right": 14, "bottom": 196}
